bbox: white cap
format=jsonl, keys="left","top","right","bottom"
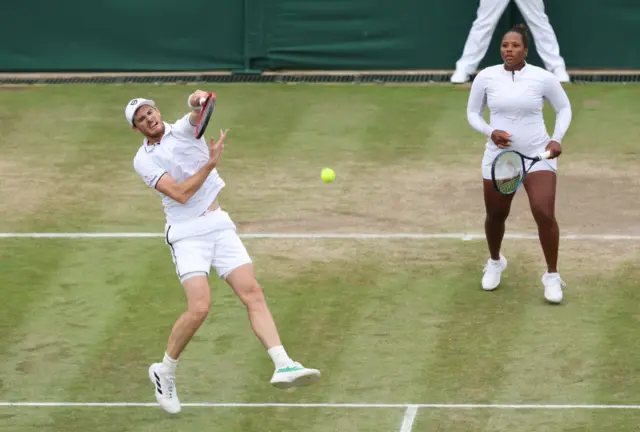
{"left": 125, "top": 98, "right": 155, "bottom": 126}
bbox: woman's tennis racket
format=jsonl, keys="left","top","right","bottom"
{"left": 491, "top": 149, "right": 552, "bottom": 195}
{"left": 194, "top": 92, "right": 216, "bottom": 139}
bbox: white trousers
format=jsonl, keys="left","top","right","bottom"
{"left": 455, "top": 0, "right": 566, "bottom": 74}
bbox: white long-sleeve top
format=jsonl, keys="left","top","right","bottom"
{"left": 466, "top": 63, "right": 572, "bottom": 156}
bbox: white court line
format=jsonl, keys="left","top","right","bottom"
{"left": 1, "top": 232, "right": 640, "bottom": 240}
{"left": 400, "top": 405, "right": 419, "bottom": 431}
{"left": 2, "top": 402, "right": 640, "bottom": 409}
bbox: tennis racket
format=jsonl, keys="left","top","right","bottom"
{"left": 194, "top": 92, "right": 216, "bottom": 139}
{"left": 491, "top": 149, "right": 552, "bottom": 195}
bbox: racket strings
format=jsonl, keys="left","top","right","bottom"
{"left": 493, "top": 152, "right": 524, "bottom": 194}
{"left": 496, "top": 175, "right": 522, "bottom": 194}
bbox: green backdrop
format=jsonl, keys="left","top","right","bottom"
{"left": 1, "top": 0, "right": 637, "bottom": 72}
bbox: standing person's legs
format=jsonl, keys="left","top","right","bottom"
{"left": 513, "top": 0, "right": 569, "bottom": 81}
{"left": 480, "top": 151, "right": 516, "bottom": 290}
{"left": 522, "top": 168, "right": 565, "bottom": 303}
{"left": 212, "top": 210, "right": 321, "bottom": 389}
{"left": 482, "top": 178, "right": 516, "bottom": 290}
{"left": 452, "top": 0, "right": 512, "bottom": 83}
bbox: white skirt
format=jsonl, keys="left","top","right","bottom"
{"left": 481, "top": 146, "right": 557, "bottom": 180}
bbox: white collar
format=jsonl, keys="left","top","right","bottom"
{"left": 144, "top": 122, "right": 172, "bottom": 152}
{"left": 503, "top": 62, "right": 528, "bottom": 75}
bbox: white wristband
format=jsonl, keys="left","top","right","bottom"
{"left": 187, "top": 94, "right": 201, "bottom": 111}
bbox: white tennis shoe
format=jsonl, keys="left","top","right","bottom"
{"left": 450, "top": 69, "right": 470, "bottom": 84}
{"left": 270, "top": 362, "right": 321, "bottom": 389}
{"left": 482, "top": 253, "right": 508, "bottom": 290}
{"left": 542, "top": 272, "right": 565, "bottom": 303}
{"left": 553, "top": 68, "right": 571, "bottom": 83}
{"left": 148, "top": 363, "right": 181, "bottom": 414}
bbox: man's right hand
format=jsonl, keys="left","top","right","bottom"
{"left": 208, "top": 128, "right": 229, "bottom": 166}
{"left": 490, "top": 130, "right": 512, "bottom": 148}
{"left": 189, "top": 90, "right": 210, "bottom": 110}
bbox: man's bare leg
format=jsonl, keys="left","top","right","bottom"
{"left": 166, "top": 274, "right": 211, "bottom": 359}
{"left": 149, "top": 273, "right": 211, "bottom": 414}
{"left": 224, "top": 263, "right": 321, "bottom": 389}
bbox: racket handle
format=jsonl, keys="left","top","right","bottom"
{"left": 539, "top": 150, "right": 552, "bottom": 159}
{"left": 199, "top": 97, "right": 206, "bottom": 106}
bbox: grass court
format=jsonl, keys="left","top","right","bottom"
{"left": 1, "top": 82, "right": 640, "bottom": 431}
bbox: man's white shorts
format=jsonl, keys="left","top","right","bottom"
{"left": 481, "top": 146, "right": 557, "bottom": 180}
{"left": 164, "top": 208, "right": 252, "bottom": 282}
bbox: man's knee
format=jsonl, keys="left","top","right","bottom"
{"left": 182, "top": 273, "right": 211, "bottom": 323}
{"left": 238, "top": 281, "right": 266, "bottom": 310}
{"left": 188, "top": 300, "right": 210, "bottom": 323}
{"left": 225, "top": 264, "right": 266, "bottom": 309}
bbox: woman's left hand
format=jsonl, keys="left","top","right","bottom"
{"left": 546, "top": 140, "right": 562, "bottom": 159}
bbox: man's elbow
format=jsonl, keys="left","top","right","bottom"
{"left": 175, "top": 195, "right": 189, "bottom": 205}
{"left": 168, "top": 186, "right": 190, "bottom": 204}
{"left": 175, "top": 191, "right": 191, "bottom": 204}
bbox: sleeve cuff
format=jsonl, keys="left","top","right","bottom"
{"left": 152, "top": 172, "right": 167, "bottom": 189}
{"left": 187, "top": 94, "right": 202, "bottom": 111}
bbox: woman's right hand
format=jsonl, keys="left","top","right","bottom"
{"left": 490, "top": 130, "right": 512, "bottom": 149}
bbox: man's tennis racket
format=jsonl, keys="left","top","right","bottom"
{"left": 195, "top": 92, "right": 216, "bottom": 139}
{"left": 491, "top": 149, "right": 552, "bottom": 195}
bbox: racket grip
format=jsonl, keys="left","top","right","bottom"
{"left": 199, "top": 97, "right": 206, "bottom": 106}
{"left": 539, "top": 150, "right": 552, "bottom": 159}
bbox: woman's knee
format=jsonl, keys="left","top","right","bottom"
{"left": 486, "top": 208, "right": 510, "bottom": 223}
{"left": 531, "top": 205, "right": 556, "bottom": 228}
{"left": 483, "top": 181, "right": 513, "bottom": 223}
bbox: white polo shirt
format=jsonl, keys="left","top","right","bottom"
{"left": 133, "top": 114, "right": 225, "bottom": 225}
{"left": 466, "top": 63, "right": 572, "bottom": 157}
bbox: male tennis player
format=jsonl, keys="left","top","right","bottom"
{"left": 126, "top": 91, "right": 321, "bottom": 414}
{"left": 466, "top": 24, "right": 572, "bottom": 303}
{"left": 451, "top": 0, "right": 569, "bottom": 84}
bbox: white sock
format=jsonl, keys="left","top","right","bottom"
{"left": 162, "top": 352, "right": 178, "bottom": 374}
{"left": 267, "top": 345, "right": 293, "bottom": 369}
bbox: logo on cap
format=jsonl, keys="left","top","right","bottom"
{"left": 130, "top": 100, "right": 138, "bottom": 106}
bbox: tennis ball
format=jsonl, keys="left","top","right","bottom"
{"left": 321, "top": 168, "right": 335, "bottom": 183}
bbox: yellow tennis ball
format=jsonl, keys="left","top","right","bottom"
{"left": 321, "top": 168, "right": 335, "bottom": 183}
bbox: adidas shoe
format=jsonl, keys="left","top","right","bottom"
{"left": 148, "top": 363, "right": 181, "bottom": 414}
{"left": 270, "top": 362, "right": 321, "bottom": 389}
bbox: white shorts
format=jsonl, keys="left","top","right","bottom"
{"left": 481, "top": 147, "right": 557, "bottom": 180}
{"left": 164, "top": 208, "right": 252, "bottom": 282}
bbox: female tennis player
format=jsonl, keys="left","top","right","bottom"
{"left": 466, "top": 24, "right": 572, "bottom": 303}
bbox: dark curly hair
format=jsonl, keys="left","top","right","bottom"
{"left": 508, "top": 23, "right": 530, "bottom": 49}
